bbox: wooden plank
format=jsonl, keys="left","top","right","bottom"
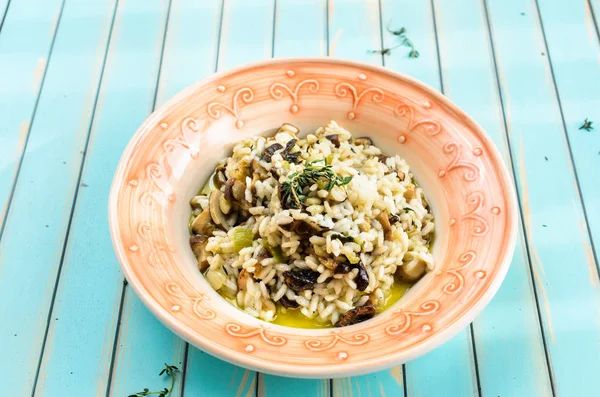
{"left": 184, "top": 351, "right": 256, "bottom": 397}
{"left": 182, "top": 0, "right": 273, "bottom": 394}
{"left": 326, "top": 0, "right": 380, "bottom": 63}
{"left": 156, "top": 0, "right": 223, "bottom": 104}
{"left": 31, "top": 0, "right": 170, "bottom": 395}
{"left": 259, "top": 376, "right": 329, "bottom": 397}
{"left": 0, "top": 0, "right": 11, "bottom": 31}
{"left": 108, "top": 295, "right": 187, "bottom": 397}
{"left": 537, "top": 0, "right": 600, "bottom": 268}
{"left": 0, "top": 0, "right": 63, "bottom": 234}
{"left": 431, "top": 0, "right": 553, "bottom": 395}
{"left": 327, "top": 2, "right": 404, "bottom": 394}
{"left": 484, "top": 0, "right": 600, "bottom": 395}
{"left": 216, "top": 0, "right": 275, "bottom": 71}
{"left": 329, "top": 1, "right": 477, "bottom": 394}
{"left": 106, "top": 1, "right": 230, "bottom": 396}
{"left": 259, "top": 1, "right": 328, "bottom": 395}
{"left": 379, "top": 2, "right": 478, "bottom": 396}
{"left": 0, "top": 0, "right": 117, "bottom": 395}
{"left": 272, "top": 0, "right": 327, "bottom": 58}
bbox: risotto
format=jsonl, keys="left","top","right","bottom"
{"left": 188, "top": 121, "right": 435, "bottom": 327}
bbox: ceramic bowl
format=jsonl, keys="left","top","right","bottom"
{"left": 109, "top": 58, "right": 517, "bottom": 378}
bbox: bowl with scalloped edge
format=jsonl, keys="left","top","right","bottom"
{"left": 109, "top": 58, "right": 517, "bottom": 378}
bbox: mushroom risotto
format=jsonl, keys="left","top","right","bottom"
{"left": 188, "top": 121, "right": 435, "bottom": 327}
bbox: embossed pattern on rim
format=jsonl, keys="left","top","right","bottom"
{"left": 109, "top": 58, "right": 518, "bottom": 378}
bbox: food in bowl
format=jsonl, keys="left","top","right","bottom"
{"left": 188, "top": 121, "right": 435, "bottom": 327}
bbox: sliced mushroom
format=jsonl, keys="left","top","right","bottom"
{"left": 330, "top": 233, "right": 354, "bottom": 244}
{"left": 279, "top": 295, "right": 300, "bottom": 309}
{"left": 189, "top": 196, "right": 204, "bottom": 210}
{"left": 325, "top": 134, "right": 341, "bottom": 148}
{"left": 190, "top": 235, "right": 210, "bottom": 271}
{"left": 334, "top": 262, "right": 353, "bottom": 274}
{"left": 270, "top": 168, "right": 280, "bottom": 180}
{"left": 297, "top": 220, "right": 325, "bottom": 235}
{"left": 404, "top": 186, "right": 416, "bottom": 201}
{"left": 353, "top": 136, "right": 374, "bottom": 146}
{"left": 284, "top": 147, "right": 300, "bottom": 164}
{"left": 281, "top": 139, "right": 301, "bottom": 164}
{"left": 395, "top": 259, "right": 426, "bottom": 282}
{"left": 209, "top": 190, "right": 231, "bottom": 230}
{"left": 232, "top": 181, "right": 246, "bottom": 202}
{"left": 285, "top": 152, "right": 300, "bottom": 164}
{"left": 238, "top": 269, "right": 250, "bottom": 290}
{"left": 255, "top": 247, "right": 270, "bottom": 260}
{"left": 191, "top": 209, "right": 213, "bottom": 235}
{"left": 389, "top": 214, "right": 401, "bottom": 224}
{"left": 283, "top": 219, "right": 327, "bottom": 236}
{"left": 283, "top": 269, "right": 320, "bottom": 292}
{"left": 219, "top": 194, "right": 232, "bottom": 214}
{"left": 336, "top": 304, "right": 376, "bottom": 327}
{"left": 278, "top": 123, "right": 300, "bottom": 135}
{"left": 261, "top": 143, "right": 284, "bottom": 162}
{"left": 223, "top": 178, "right": 246, "bottom": 202}
{"left": 354, "top": 261, "right": 370, "bottom": 291}
{"left": 223, "top": 178, "right": 235, "bottom": 202}
{"left": 250, "top": 159, "right": 269, "bottom": 178}
{"left": 229, "top": 157, "right": 251, "bottom": 181}
{"left": 376, "top": 154, "right": 388, "bottom": 164}
{"left": 283, "top": 138, "right": 297, "bottom": 153}
{"left": 214, "top": 170, "right": 227, "bottom": 188}
{"left": 376, "top": 212, "right": 393, "bottom": 241}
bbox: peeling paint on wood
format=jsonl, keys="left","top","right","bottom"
{"left": 31, "top": 58, "right": 47, "bottom": 94}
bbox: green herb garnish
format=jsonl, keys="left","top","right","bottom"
{"left": 280, "top": 159, "right": 353, "bottom": 209}
{"left": 368, "top": 44, "right": 401, "bottom": 56}
{"left": 129, "top": 364, "right": 179, "bottom": 397}
{"left": 387, "top": 25, "right": 420, "bottom": 58}
{"left": 232, "top": 227, "right": 254, "bottom": 252}
{"left": 369, "top": 24, "right": 419, "bottom": 58}
{"left": 579, "top": 118, "right": 594, "bottom": 131}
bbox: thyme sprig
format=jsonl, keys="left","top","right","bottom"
{"left": 368, "top": 43, "right": 402, "bottom": 56}
{"left": 387, "top": 25, "right": 420, "bottom": 58}
{"left": 579, "top": 118, "right": 594, "bottom": 131}
{"left": 129, "top": 364, "right": 179, "bottom": 397}
{"left": 369, "top": 24, "right": 419, "bottom": 58}
{"left": 280, "top": 159, "right": 352, "bottom": 209}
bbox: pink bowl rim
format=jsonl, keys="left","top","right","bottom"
{"left": 109, "top": 57, "right": 518, "bottom": 377}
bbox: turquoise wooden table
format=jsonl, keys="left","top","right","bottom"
{"left": 1, "top": 0, "right": 599, "bottom": 395}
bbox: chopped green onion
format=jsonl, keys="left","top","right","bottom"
{"left": 232, "top": 227, "right": 254, "bottom": 252}
{"left": 206, "top": 269, "right": 227, "bottom": 290}
{"left": 266, "top": 243, "right": 286, "bottom": 264}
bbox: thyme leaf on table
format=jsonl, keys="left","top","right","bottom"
{"left": 129, "top": 364, "right": 179, "bottom": 397}
{"left": 280, "top": 159, "right": 353, "bottom": 209}
{"left": 579, "top": 118, "right": 594, "bottom": 131}
{"left": 368, "top": 43, "right": 401, "bottom": 56}
{"left": 368, "top": 24, "right": 419, "bottom": 58}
